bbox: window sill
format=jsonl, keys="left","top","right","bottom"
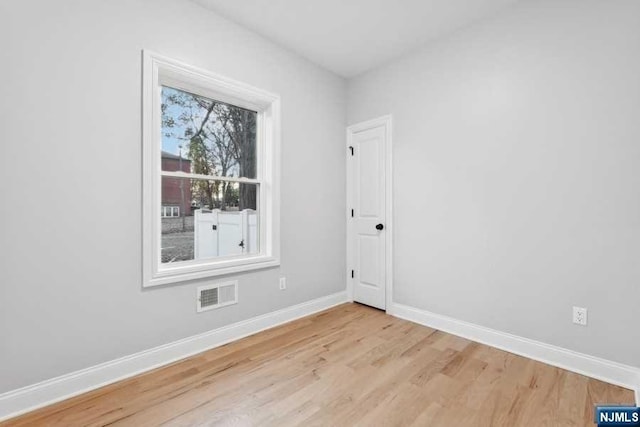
{"left": 144, "top": 255, "right": 280, "bottom": 288}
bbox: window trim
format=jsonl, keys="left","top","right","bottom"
{"left": 142, "top": 50, "right": 280, "bottom": 288}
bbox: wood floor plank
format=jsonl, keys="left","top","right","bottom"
{"left": 2, "top": 303, "right": 634, "bottom": 426}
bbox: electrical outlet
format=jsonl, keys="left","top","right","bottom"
{"left": 279, "top": 277, "right": 286, "bottom": 290}
{"left": 573, "top": 306, "right": 587, "bottom": 326}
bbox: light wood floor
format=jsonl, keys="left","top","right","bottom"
{"left": 3, "top": 303, "right": 634, "bottom": 426}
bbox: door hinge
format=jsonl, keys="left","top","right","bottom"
{"left": 348, "top": 146, "right": 354, "bottom": 156}
{"left": 351, "top": 270, "right": 354, "bottom": 278}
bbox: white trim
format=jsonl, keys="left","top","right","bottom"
{"left": 0, "top": 291, "right": 349, "bottom": 422}
{"left": 392, "top": 302, "right": 640, "bottom": 402}
{"left": 346, "top": 115, "right": 393, "bottom": 311}
{"left": 160, "top": 170, "right": 261, "bottom": 184}
{"left": 151, "top": 255, "right": 280, "bottom": 287}
{"left": 142, "top": 50, "right": 281, "bottom": 288}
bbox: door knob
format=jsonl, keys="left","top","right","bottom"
{"left": 376, "top": 223, "right": 384, "bottom": 231}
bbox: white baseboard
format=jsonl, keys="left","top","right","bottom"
{"left": 391, "top": 303, "right": 640, "bottom": 405}
{"left": 0, "top": 291, "right": 349, "bottom": 422}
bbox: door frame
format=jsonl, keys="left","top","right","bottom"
{"left": 346, "top": 115, "right": 393, "bottom": 312}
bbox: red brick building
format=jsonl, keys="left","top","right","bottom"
{"left": 161, "top": 151, "right": 192, "bottom": 217}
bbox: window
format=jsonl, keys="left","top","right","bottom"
{"left": 143, "top": 51, "right": 280, "bottom": 287}
{"left": 161, "top": 206, "right": 180, "bottom": 218}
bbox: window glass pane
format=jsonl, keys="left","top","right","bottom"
{"left": 161, "top": 177, "right": 259, "bottom": 265}
{"left": 161, "top": 86, "right": 257, "bottom": 179}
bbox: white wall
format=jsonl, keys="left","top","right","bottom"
{"left": 0, "top": 0, "right": 346, "bottom": 393}
{"left": 348, "top": 0, "right": 640, "bottom": 367}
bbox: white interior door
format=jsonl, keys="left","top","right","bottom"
{"left": 347, "top": 117, "right": 390, "bottom": 310}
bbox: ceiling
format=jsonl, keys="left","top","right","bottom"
{"left": 194, "top": 0, "right": 520, "bottom": 77}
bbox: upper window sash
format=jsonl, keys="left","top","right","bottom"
{"left": 160, "top": 84, "right": 261, "bottom": 181}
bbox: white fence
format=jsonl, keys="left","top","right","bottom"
{"left": 194, "top": 209, "right": 258, "bottom": 258}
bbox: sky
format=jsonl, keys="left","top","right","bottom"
{"left": 161, "top": 86, "right": 193, "bottom": 158}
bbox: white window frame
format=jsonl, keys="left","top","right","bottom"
{"left": 142, "top": 51, "right": 280, "bottom": 287}
{"left": 161, "top": 206, "right": 180, "bottom": 218}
